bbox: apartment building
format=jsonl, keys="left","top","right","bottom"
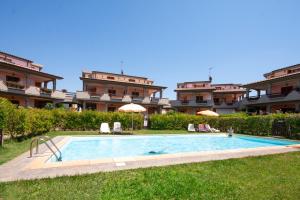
{"left": 242, "top": 64, "right": 300, "bottom": 113}
{"left": 171, "top": 79, "right": 246, "bottom": 114}
{"left": 0, "top": 51, "right": 66, "bottom": 108}
{"left": 76, "top": 70, "right": 169, "bottom": 114}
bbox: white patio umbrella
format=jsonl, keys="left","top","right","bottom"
{"left": 197, "top": 110, "right": 219, "bottom": 117}
{"left": 118, "top": 103, "right": 146, "bottom": 130}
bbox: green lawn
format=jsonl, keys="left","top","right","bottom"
{"left": 0, "top": 130, "right": 189, "bottom": 165}
{"left": 0, "top": 152, "right": 299, "bottom": 200}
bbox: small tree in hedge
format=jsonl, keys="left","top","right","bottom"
{"left": 0, "top": 98, "right": 16, "bottom": 144}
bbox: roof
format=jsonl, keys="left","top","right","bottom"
{"left": 243, "top": 71, "right": 300, "bottom": 89}
{"left": 0, "top": 51, "right": 33, "bottom": 62}
{"left": 174, "top": 87, "right": 216, "bottom": 92}
{"left": 211, "top": 83, "right": 242, "bottom": 86}
{"left": 89, "top": 70, "right": 150, "bottom": 80}
{"left": 213, "top": 89, "right": 247, "bottom": 94}
{"left": 177, "top": 80, "right": 211, "bottom": 85}
{"left": 0, "top": 61, "right": 63, "bottom": 80}
{"left": 80, "top": 77, "right": 167, "bottom": 89}
{"left": 263, "top": 64, "right": 300, "bottom": 78}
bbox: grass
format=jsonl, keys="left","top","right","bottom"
{"left": 0, "top": 152, "right": 299, "bottom": 199}
{"left": 0, "top": 130, "right": 189, "bottom": 165}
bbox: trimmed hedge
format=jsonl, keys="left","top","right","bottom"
{"left": 150, "top": 113, "right": 300, "bottom": 138}
{"left": 1, "top": 97, "right": 300, "bottom": 139}
{"left": 0, "top": 98, "right": 143, "bottom": 139}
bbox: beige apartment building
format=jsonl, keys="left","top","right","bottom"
{"left": 242, "top": 64, "right": 300, "bottom": 113}
{"left": 76, "top": 70, "right": 169, "bottom": 114}
{"left": 0, "top": 51, "right": 68, "bottom": 108}
{"left": 171, "top": 80, "right": 246, "bottom": 114}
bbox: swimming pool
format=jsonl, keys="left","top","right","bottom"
{"left": 50, "top": 134, "right": 299, "bottom": 162}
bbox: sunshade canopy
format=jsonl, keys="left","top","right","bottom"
{"left": 118, "top": 103, "right": 146, "bottom": 113}
{"left": 197, "top": 110, "right": 219, "bottom": 117}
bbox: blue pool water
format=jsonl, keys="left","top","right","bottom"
{"left": 50, "top": 134, "right": 299, "bottom": 162}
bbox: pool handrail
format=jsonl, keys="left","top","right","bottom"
{"left": 30, "top": 136, "right": 62, "bottom": 161}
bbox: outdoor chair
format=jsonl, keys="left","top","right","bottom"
{"left": 198, "top": 124, "right": 209, "bottom": 132}
{"left": 205, "top": 124, "right": 220, "bottom": 133}
{"left": 188, "top": 124, "right": 196, "bottom": 132}
{"left": 113, "top": 122, "right": 123, "bottom": 134}
{"left": 100, "top": 123, "right": 111, "bottom": 134}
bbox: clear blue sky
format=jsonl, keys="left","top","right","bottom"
{"left": 1, "top": 0, "right": 300, "bottom": 99}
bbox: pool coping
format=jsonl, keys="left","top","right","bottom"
{"left": 0, "top": 134, "right": 300, "bottom": 182}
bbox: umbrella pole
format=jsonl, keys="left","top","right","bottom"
{"left": 131, "top": 112, "right": 134, "bottom": 131}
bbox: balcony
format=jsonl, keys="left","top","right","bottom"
{"left": 266, "top": 92, "right": 288, "bottom": 98}
{"left": 0, "top": 80, "right": 66, "bottom": 100}
{"left": 213, "top": 101, "right": 240, "bottom": 109}
{"left": 6, "top": 81, "right": 25, "bottom": 90}
{"left": 40, "top": 88, "right": 52, "bottom": 97}
{"left": 75, "top": 91, "right": 169, "bottom": 105}
{"left": 171, "top": 100, "right": 214, "bottom": 107}
{"left": 242, "top": 90, "right": 300, "bottom": 105}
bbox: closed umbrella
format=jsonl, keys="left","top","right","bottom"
{"left": 197, "top": 110, "right": 219, "bottom": 117}
{"left": 118, "top": 103, "right": 146, "bottom": 130}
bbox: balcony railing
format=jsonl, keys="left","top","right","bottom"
{"left": 243, "top": 90, "right": 300, "bottom": 105}
{"left": 6, "top": 81, "right": 25, "bottom": 90}
{"left": 196, "top": 100, "right": 207, "bottom": 104}
{"left": 40, "top": 88, "right": 52, "bottom": 95}
{"left": 266, "top": 92, "right": 288, "bottom": 98}
{"left": 247, "top": 96, "right": 260, "bottom": 101}
{"left": 181, "top": 100, "right": 189, "bottom": 105}
{"left": 76, "top": 91, "right": 168, "bottom": 105}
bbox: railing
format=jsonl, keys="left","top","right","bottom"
{"left": 40, "top": 88, "right": 52, "bottom": 95}
{"left": 6, "top": 81, "right": 25, "bottom": 90}
{"left": 196, "top": 100, "right": 207, "bottom": 104}
{"left": 247, "top": 96, "right": 260, "bottom": 101}
{"left": 181, "top": 100, "right": 189, "bottom": 105}
{"left": 30, "top": 136, "right": 62, "bottom": 161}
{"left": 266, "top": 92, "right": 288, "bottom": 98}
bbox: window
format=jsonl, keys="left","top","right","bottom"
{"left": 86, "top": 103, "right": 97, "bottom": 110}
{"left": 108, "top": 107, "right": 116, "bottom": 112}
{"left": 196, "top": 96, "right": 204, "bottom": 103}
{"left": 35, "top": 82, "right": 42, "bottom": 88}
{"left": 107, "top": 76, "right": 115, "bottom": 80}
{"left": 6, "top": 76, "right": 20, "bottom": 82}
{"left": 108, "top": 89, "right": 116, "bottom": 96}
{"left": 10, "top": 100, "right": 19, "bottom": 106}
{"left": 87, "top": 87, "right": 96, "bottom": 93}
{"left": 132, "top": 91, "right": 139, "bottom": 97}
{"left": 129, "top": 79, "right": 136, "bottom": 82}
{"left": 214, "top": 98, "right": 220, "bottom": 104}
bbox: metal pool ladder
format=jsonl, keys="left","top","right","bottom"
{"left": 30, "top": 136, "right": 62, "bottom": 161}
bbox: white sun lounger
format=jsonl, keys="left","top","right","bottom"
{"left": 188, "top": 124, "right": 196, "bottom": 132}
{"left": 100, "top": 123, "right": 111, "bottom": 134}
{"left": 205, "top": 124, "right": 220, "bottom": 133}
{"left": 113, "top": 122, "right": 122, "bottom": 134}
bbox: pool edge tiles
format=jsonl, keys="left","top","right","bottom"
{"left": 1, "top": 135, "right": 299, "bottom": 182}
{"left": 38, "top": 134, "right": 300, "bottom": 169}
{"left": 54, "top": 134, "right": 299, "bottom": 162}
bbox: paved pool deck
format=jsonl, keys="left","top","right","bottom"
{"left": 0, "top": 135, "right": 299, "bottom": 182}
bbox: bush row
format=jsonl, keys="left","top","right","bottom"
{"left": 1, "top": 97, "right": 300, "bottom": 139}
{"left": 149, "top": 113, "right": 300, "bottom": 137}
{"left": 0, "top": 98, "right": 143, "bottom": 139}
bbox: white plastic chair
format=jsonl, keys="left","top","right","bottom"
{"left": 188, "top": 124, "right": 196, "bottom": 132}
{"left": 113, "top": 122, "right": 122, "bottom": 133}
{"left": 100, "top": 123, "right": 111, "bottom": 134}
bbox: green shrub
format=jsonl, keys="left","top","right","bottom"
{"left": 5, "top": 108, "right": 27, "bottom": 139}
{"left": 149, "top": 113, "right": 300, "bottom": 138}
{"left": 0, "top": 98, "right": 15, "bottom": 130}
{"left": 25, "top": 109, "right": 54, "bottom": 135}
